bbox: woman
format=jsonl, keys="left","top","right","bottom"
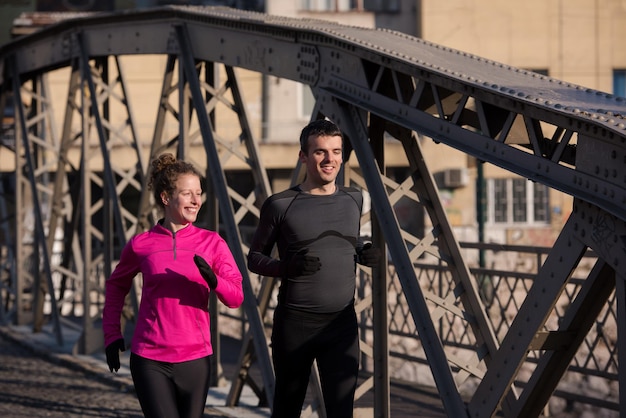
{"left": 102, "top": 153, "right": 244, "bottom": 418}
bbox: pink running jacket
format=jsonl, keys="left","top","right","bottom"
{"left": 103, "top": 222, "right": 244, "bottom": 363}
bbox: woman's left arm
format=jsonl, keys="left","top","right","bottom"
{"left": 211, "top": 238, "right": 244, "bottom": 309}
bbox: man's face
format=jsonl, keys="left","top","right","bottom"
{"left": 299, "top": 134, "right": 343, "bottom": 186}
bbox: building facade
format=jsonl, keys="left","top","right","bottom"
{"left": 270, "top": 0, "right": 626, "bottom": 248}
{"left": 3, "top": 0, "right": 626, "bottom": 250}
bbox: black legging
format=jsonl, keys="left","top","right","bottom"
{"left": 130, "top": 353, "right": 211, "bottom": 418}
{"left": 270, "top": 304, "right": 359, "bottom": 418}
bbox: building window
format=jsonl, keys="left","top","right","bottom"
{"left": 299, "top": 0, "right": 400, "bottom": 13}
{"left": 493, "top": 179, "right": 508, "bottom": 223}
{"left": 533, "top": 182, "right": 550, "bottom": 222}
{"left": 487, "top": 178, "right": 549, "bottom": 225}
{"left": 512, "top": 178, "right": 527, "bottom": 222}
{"left": 614, "top": 69, "right": 626, "bottom": 98}
{"left": 300, "top": 0, "right": 363, "bottom": 12}
{"left": 364, "top": 0, "right": 399, "bottom": 12}
{"left": 298, "top": 83, "right": 315, "bottom": 120}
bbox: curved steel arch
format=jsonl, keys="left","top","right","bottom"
{"left": 3, "top": 6, "right": 625, "bottom": 219}
{"left": 1, "top": 6, "right": 624, "bottom": 417}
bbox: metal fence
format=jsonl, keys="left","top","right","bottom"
{"left": 230, "top": 241, "right": 618, "bottom": 415}
{"left": 0, "top": 221, "right": 617, "bottom": 414}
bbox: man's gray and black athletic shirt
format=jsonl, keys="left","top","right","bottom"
{"left": 247, "top": 185, "right": 363, "bottom": 313}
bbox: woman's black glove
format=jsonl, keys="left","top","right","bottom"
{"left": 105, "top": 338, "right": 126, "bottom": 373}
{"left": 194, "top": 254, "right": 218, "bottom": 289}
{"left": 356, "top": 243, "right": 381, "bottom": 267}
{"left": 283, "top": 248, "right": 321, "bottom": 277}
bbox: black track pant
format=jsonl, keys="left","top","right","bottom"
{"left": 130, "top": 353, "right": 211, "bottom": 418}
{"left": 270, "top": 304, "right": 359, "bottom": 418}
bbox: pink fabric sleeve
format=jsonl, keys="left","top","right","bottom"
{"left": 211, "top": 237, "right": 244, "bottom": 309}
{"left": 102, "top": 240, "right": 140, "bottom": 347}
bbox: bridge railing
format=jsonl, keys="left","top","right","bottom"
{"left": 227, "top": 241, "right": 616, "bottom": 415}
{"left": 0, "top": 219, "right": 616, "bottom": 414}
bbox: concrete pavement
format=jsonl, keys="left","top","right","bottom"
{"left": 0, "top": 323, "right": 270, "bottom": 418}
{"left": 1, "top": 322, "right": 446, "bottom": 417}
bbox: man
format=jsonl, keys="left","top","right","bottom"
{"left": 247, "top": 119, "right": 380, "bottom": 418}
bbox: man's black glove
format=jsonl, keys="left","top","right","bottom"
{"left": 105, "top": 338, "right": 126, "bottom": 373}
{"left": 283, "top": 248, "right": 321, "bottom": 277}
{"left": 194, "top": 254, "right": 218, "bottom": 289}
{"left": 356, "top": 243, "right": 381, "bottom": 267}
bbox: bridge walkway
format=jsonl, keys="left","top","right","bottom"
{"left": 0, "top": 324, "right": 446, "bottom": 418}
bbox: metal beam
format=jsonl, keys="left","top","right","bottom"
{"left": 468, "top": 215, "right": 588, "bottom": 416}
{"left": 322, "top": 95, "right": 467, "bottom": 416}
{"left": 0, "top": 7, "right": 624, "bottom": 416}
{"left": 512, "top": 260, "right": 615, "bottom": 417}
{"left": 174, "top": 23, "right": 275, "bottom": 407}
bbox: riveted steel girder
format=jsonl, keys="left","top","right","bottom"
{"left": 0, "top": 6, "right": 624, "bottom": 417}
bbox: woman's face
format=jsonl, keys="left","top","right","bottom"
{"left": 162, "top": 173, "right": 202, "bottom": 228}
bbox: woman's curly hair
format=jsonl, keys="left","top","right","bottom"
{"left": 148, "top": 153, "right": 201, "bottom": 208}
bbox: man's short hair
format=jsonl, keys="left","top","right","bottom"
{"left": 299, "top": 119, "right": 343, "bottom": 153}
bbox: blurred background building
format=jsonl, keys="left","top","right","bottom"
{"left": 2, "top": 0, "right": 626, "bottom": 251}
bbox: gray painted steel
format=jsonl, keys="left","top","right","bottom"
{"left": 0, "top": 6, "right": 624, "bottom": 418}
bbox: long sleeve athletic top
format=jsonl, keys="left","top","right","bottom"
{"left": 102, "top": 222, "right": 243, "bottom": 363}
{"left": 247, "top": 185, "right": 363, "bottom": 313}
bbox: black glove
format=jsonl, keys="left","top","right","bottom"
{"left": 194, "top": 254, "right": 218, "bottom": 289}
{"left": 283, "top": 248, "right": 321, "bottom": 277}
{"left": 105, "top": 338, "right": 126, "bottom": 373}
{"left": 356, "top": 243, "right": 381, "bottom": 267}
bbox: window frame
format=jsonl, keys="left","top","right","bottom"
{"left": 486, "top": 177, "right": 550, "bottom": 226}
{"left": 613, "top": 69, "right": 626, "bottom": 98}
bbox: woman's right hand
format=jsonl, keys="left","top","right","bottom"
{"left": 105, "top": 338, "right": 126, "bottom": 373}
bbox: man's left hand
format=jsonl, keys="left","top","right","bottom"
{"left": 356, "top": 243, "right": 381, "bottom": 267}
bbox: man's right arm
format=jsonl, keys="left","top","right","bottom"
{"left": 248, "top": 239, "right": 321, "bottom": 278}
{"left": 247, "top": 199, "right": 283, "bottom": 277}
{"left": 247, "top": 247, "right": 282, "bottom": 277}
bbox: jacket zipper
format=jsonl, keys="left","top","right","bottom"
{"left": 172, "top": 230, "right": 177, "bottom": 259}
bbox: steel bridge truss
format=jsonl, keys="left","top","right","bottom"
{"left": 0, "top": 6, "right": 624, "bottom": 417}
